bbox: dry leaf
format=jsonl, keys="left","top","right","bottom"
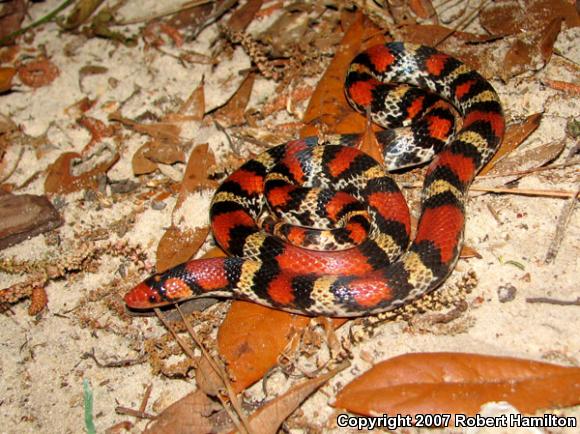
{"left": 300, "top": 12, "right": 386, "bottom": 138}
{"left": 143, "top": 390, "right": 222, "bottom": 434}
{"left": 44, "top": 151, "right": 118, "bottom": 195}
{"left": 490, "top": 141, "right": 566, "bottom": 178}
{"left": 196, "top": 356, "right": 223, "bottom": 397}
{"left": 459, "top": 245, "right": 482, "bottom": 259}
{"left": 228, "top": 0, "right": 263, "bottom": 32}
{"left": 334, "top": 352, "right": 580, "bottom": 418}
{"left": 155, "top": 226, "right": 210, "bottom": 274}
{"left": 480, "top": 113, "right": 542, "bottom": 175}
{"left": 357, "top": 119, "right": 384, "bottom": 164}
{"left": 232, "top": 365, "right": 345, "bottom": 434}
{"left": 218, "top": 301, "right": 310, "bottom": 393}
{"left": 0, "top": 0, "right": 26, "bottom": 43}
{"left": 214, "top": 73, "right": 255, "bottom": 127}
{"left": 409, "top": 0, "right": 437, "bottom": 22}
{"left": 480, "top": 0, "right": 579, "bottom": 36}
{"left": 0, "top": 67, "right": 16, "bottom": 93}
{"left": 28, "top": 286, "right": 48, "bottom": 315}
{"left": 177, "top": 143, "right": 217, "bottom": 204}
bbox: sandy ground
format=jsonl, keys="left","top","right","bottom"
{"left": 0, "top": 1, "right": 579, "bottom": 433}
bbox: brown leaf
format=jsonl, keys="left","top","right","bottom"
{"left": 0, "top": 194, "right": 63, "bottom": 250}
{"left": 300, "top": 12, "right": 386, "bottom": 138}
{"left": 480, "top": 113, "right": 542, "bottom": 175}
{"left": 459, "top": 244, "right": 482, "bottom": 259}
{"left": 109, "top": 112, "right": 182, "bottom": 143}
{"left": 490, "top": 141, "right": 566, "bottom": 178}
{"left": 334, "top": 352, "right": 580, "bottom": 417}
{"left": 538, "top": 17, "right": 562, "bottom": 65}
{"left": 357, "top": 118, "right": 384, "bottom": 164}
{"left": 0, "top": 67, "right": 16, "bottom": 93}
{"left": 218, "top": 301, "right": 310, "bottom": 393}
{"left": 177, "top": 143, "right": 217, "bottom": 204}
{"left": 196, "top": 356, "right": 223, "bottom": 397}
{"left": 234, "top": 365, "right": 345, "bottom": 434}
{"left": 143, "top": 390, "right": 222, "bottom": 434}
{"left": 480, "top": 0, "right": 579, "bottom": 37}
{"left": 409, "top": 0, "right": 437, "bottom": 21}
{"left": 155, "top": 226, "right": 210, "bottom": 274}
{"left": 175, "top": 81, "right": 205, "bottom": 120}
{"left": 132, "top": 143, "right": 159, "bottom": 175}
{"left": 228, "top": 0, "right": 263, "bottom": 32}
{"left": 28, "top": 286, "right": 48, "bottom": 315}
{"left": 214, "top": 73, "right": 255, "bottom": 127}
{"left": 143, "top": 141, "right": 185, "bottom": 165}
{"left": 44, "top": 151, "right": 119, "bottom": 195}
{"left": 0, "top": 0, "right": 26, "bottom": 43}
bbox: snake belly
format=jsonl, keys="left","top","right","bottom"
{"left": 125, "top": 42, "right": 504, "bottom": 317}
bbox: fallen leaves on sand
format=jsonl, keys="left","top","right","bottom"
{"left": 480, "top": 113, "right": 543, "bottom": 175}
{"left": 218, "top": 301, "right": 310, "bottom": 393}
{"left": 142, "top": 390, "right": 224, "bottom": 434}
{"left": 44, "top": 150, "right": 119, "bottom": 194}
{"left": 229, "top": 364, "right": 346, "bottom": 434}
{"left": 155, "top": 144, "right": 216, "bottom": 273}
{"left": 334, "top": 352, "right": 580, "bottom": 418}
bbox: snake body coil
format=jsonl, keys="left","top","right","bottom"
{"left": 125, "top": 42, "right": 504, "bottom": 317}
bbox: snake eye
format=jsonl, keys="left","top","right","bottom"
{"left": 148, "top": 294, "right": 159, "bottom": 303}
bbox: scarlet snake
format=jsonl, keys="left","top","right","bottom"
{"left": 125, "top": 42, "right": 505, "bottom": 317}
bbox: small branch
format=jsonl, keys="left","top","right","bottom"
{"left": 478, "top": 160, "right": 579, "bottom": 179}
{"left": 526, "top": 296, "right": 580, "bottom": 306}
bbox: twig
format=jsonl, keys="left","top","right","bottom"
{"left": 402, "top": 182, "right": 580, "bottom": 198}
{"left": 526, "top": 296, "right": 580, "bottom": 306}
{"left": 434, "top": 0, "right": 493, "bottom": 47}
{"left": 478, "top": 160, "right": 579, "bottom": 179}
{"left": 83, "top": 348, "right": 147, "bottom": 368}
{"left": 544, "top": 184, "right": 579, "bottom": 263}
{"left": 175, "top": 305, "right": 253, "bottom": 434}
{"left": 0, "top": 0, "right": 76, "bottom": 46}
{"left": 115, "top": 406, "right": 156, "bottom": 419}
{"left": 139, "top": 384, "right": 153, "bottom": 414}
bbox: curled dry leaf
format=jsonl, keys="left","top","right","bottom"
{"left": 44, "top": 151, "right": 119, "bottom": 195}
{"left": 18, "top": 57, "right": 60, "bottom": 88}
{"left": 334, "top": 352, "right": 580, "bottom": 418}
{"left": 231, "top": 365, "right": 346, "bottom": 434}
{"left": 142, "top": 390, "right": 223, "bottom": 434}
{"left": 479, "top": 113, "right": 542, "bottom": 175}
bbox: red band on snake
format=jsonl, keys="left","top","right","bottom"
{"left": 125, "top": 42, "right": 504, "bottom": 317}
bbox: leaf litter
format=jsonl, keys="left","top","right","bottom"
{"left": 0, "top": 0, "right": 578, "bottom": 432}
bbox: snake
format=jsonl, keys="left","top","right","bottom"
{"left": 125, "top": 42, "right": 504, "bottom": 317}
